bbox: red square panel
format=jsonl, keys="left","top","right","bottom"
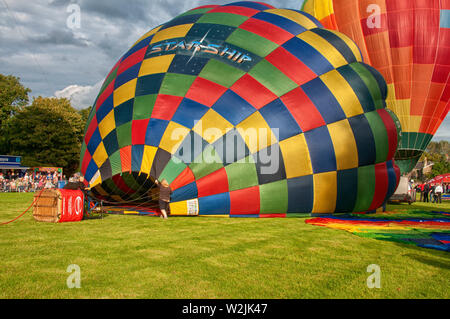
{"left": 185, "top": 77, "right": 227, "bottom": 107}
{"left": 117, "top": 46, "right": 147, "bottom": 75}
{"left": 112, "top": 173, "right": 134, "bottom": 193}
{"left": 207, "top": 5, "right": 258, "bottom": 17}
{"left": 95, "top": 80, "right": 115, "bottom": 111}
{"left": 266, "top": 47, "right": 317, "bottom": 85}
{"left": 84, "top": 115, "right": 98, "bottom": 145}
{"left": 119, "top": 145, "right": 132, "bottom": 173}
{"left": 230, "top": 186, "right": 260, "bottom": 215}
{"left": 81, "top": 149, "right": 92, "bottom": 174}
{"left": 170, "top": 167, "right": 195, "bottom": 191}
{"left": 132, "top": 119, "right": 150, "bottom": 145}
{"left": 230, "top": 74, "right": 277, "bottom": 109}
{"left": 151, "top": 94, "right": 183, "bottom": 120}
{"left": 280, "top": 87, "right": 326, "bottom": 132}
{"left": 196, "top": 167, "right": 229, "bottom": 197}
{"left": 369, "top": 162, "right": 388, "bottom": 211}
{"left": 239, "top": 18, "right": 294, "bottom": 45}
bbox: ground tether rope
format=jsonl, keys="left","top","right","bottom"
{"left": 0, "top": 188, "right": 45, "bottom": 225}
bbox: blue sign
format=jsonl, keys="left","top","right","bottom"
{"left": 0, "top": 155, "right": 22, "bottom": 167}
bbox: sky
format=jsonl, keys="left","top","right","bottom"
{"left": 0, "top": 0, "right": 448, "bottom": 141}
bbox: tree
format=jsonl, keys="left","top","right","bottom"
{"left": 8, "top": 96, "right": 83, "bottom": 176}
{"left": 79, "top": 105, "right": 92, "bottom": 134}
{"left": 0, "top": 74, "right": 31, "bottom": 154}
{"left": 430, "top": 160, "right": 450, "bottom": 177}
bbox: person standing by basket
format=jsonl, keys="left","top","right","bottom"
{"left": 435, "top": 183, "right": 443, "bottom": 204}
{"left": 155, "top": 179, "right": 171, "bottom": 219}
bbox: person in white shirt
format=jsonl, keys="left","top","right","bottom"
{"left": 434, "top": 184, "right": 443, "bottom": 204}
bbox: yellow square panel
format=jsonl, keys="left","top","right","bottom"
{"left": 279, "top": 133, "right": 313, "bottom": 178}
{"left": 158, "top": 121, "right": 190, "bottom": 154}
{"left": 409, "top": 115, "right": 421, "bottom": 133}
{"left": 140, "top": 145, "right": 158, "bottom": 175}
{"left": 310, "top": 0, "right": 334, "bottom": 21}
{"left": 132, "top": 26, "right": 163, "bottom": 47}
{"left": 325, "top": 29, "right": 362, "bottom": 62}
{"left": 312, "top": 171, "right": 337, "bottom": 213}
{"left": 139, "top": 54, "right": 175, "bottom": 77}
{"left": 98, "top": 110, "right": 115, "bottom": 139}
{"left": 327, "top": 119, "right": 358, "bottom": 170}
{"left": 150, "top": 24, "right": 193, "bottom": 44}
{"left": 89, "top": 171, "right": 102, "bottom": 188}
{"left": 320, "top": 70, "right": 364, "bottom": 118}
{"left": 92, "top": 142, "right": 108, "bottom": 167}
{"left": 113, "top": 78, "right": 137, "bottom": 107}
{"left": 236, "top": 112, "right": 277, "bottom": 154}
{"left": 192, "top": 109, "right": 234, "bottom": 144}
{"left": 169, "top": 200, "right": 188, "bottom": 215}
{"left": 266, "top": 9, "right": 317, "bottom": 30}
{"left": 297, "top": 31, "right": 347, "bottom": 68}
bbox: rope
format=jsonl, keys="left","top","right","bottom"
{"left": 0, "top": 188, "right": 45, "bottom": 225}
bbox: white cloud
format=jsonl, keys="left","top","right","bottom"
{"left": 54, "top": 81, "right": 102, "bottom": 109}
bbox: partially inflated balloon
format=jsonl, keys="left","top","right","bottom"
{"left": 302, "top": 0, "right": 450, "bottom": 173}
{"left": 80, "top": 1, "right": 401, "bottom": 216}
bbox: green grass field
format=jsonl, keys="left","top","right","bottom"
{"left": 0, "top": 192, "right": 449, "bottom": 299}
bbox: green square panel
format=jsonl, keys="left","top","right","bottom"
{"left": 121, "top": 172, "right": 141, "bottom": 190}
{"left": 116, "top": 122, "right": 132, "bottom": 148}
{"left": 225, "top": 156, "right": 258, "bottom": 191}
{"left": 259, "top": 180, "right": 288, "bottom": 214}
{"left": 176, "top": 7, "right": 212, "bottom": 17}
{"left": 105, "top": 178, "right": 126, "bottom": 196}
{"left": 189, "top": 145, "right": 224, "bottom": 180}
{"left": 199, "top": 59, "right": 245, "bottom": 88}
{"left": 365, "top": 111, "right": 388, "bottom": 164}
{"left": 159, "top": 158, "right": 187, "bottom": 184}
{"left": 353, "top": 164, "right": 375, "bottom": 212}
{"left": 133, "top": 94, "right": 157, "bottom": 120}
{"left": 226, "top": 28, "right": 278, "bottom": 57}
{"left": 349, "top": 63, "right": 383, "bottom": 109}
{"left": 197, "top": 12, "right": 249, "bottom": 27}
{"left": 109, "top": 150, "right": 123, "bottom": 177}
{"left": 99, "top": 66, "right": 118, "bottom": 97}
{"left": 159, "top": 73, "right": 196, "bottom": 97}
{"left": 248, "top": 59, "right": 297, "bottom": 97}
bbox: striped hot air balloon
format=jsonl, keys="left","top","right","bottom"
{"left": 302, "top": 0, "right": 450, "bottom": 173}
{"left": 80, "top": 1, "right": 401, "bottom": 217}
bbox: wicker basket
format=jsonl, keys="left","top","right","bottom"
{"left": 33, "top": 189, "right": 62, "bottom": 223}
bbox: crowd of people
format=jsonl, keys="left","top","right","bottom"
{"left": 0, "top": 171, "right": 64, "bottom": 193}
{"left": 415, "top": 183, "right": 449, "bottom": 204}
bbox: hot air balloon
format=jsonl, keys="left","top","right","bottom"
{"left": 80, "top": 1, "right": 401, "bottom": 217}
{"left": 302, "top": 0, "right": 450, "bottom": 174}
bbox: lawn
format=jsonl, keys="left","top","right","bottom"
{"left": 0, "top": 192, "right": 448, "bottom": 299}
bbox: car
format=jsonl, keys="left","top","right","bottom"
{"left": 388, "top": 176, "right": 416, "bottom": 205}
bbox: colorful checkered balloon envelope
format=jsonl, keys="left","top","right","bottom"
{"left": 80, "top": 1, "right": 402, "bottom": 217}
{"left": 302, "top": 0, "right": 450, "bottom": 174}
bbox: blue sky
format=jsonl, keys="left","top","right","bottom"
{"left": 0, "top": 0, "right": 448, "bottom": 141}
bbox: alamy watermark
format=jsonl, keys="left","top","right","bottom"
{"left": 366, "top": 264, "right": 381, "bottom": 288}
{"left": 66, "top": 264, "right": 81, "bottom": 288}
{"left": 66, "top": 3, "right": 81, "bottom": 30}
{"left": 367, "top": 4, "right": 381, "bottom": 29}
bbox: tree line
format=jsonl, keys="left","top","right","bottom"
{"left": 421, "top": 141, "right": 450, "bottom": 179}
{"left": 0, "top": 73, "right": 91, "bottom": 177}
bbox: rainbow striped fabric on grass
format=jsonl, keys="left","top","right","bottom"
{"left": 306, "top": 211, "right": 450, "bottom": 251}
